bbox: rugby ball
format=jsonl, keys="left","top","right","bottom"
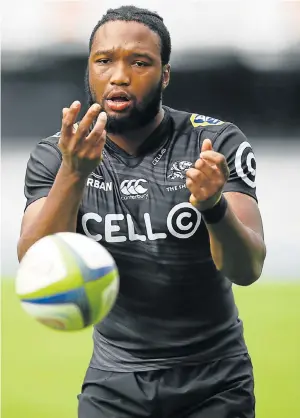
{"left": 15, "top": 232, "right": 119, "bottom": 331}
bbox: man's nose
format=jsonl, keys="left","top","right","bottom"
{"left": 110, "top": 62, "right": 130, "bottom": 86}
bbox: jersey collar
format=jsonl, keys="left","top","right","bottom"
{"left": 105, "top": 106, "right": 171, "bottom": 162}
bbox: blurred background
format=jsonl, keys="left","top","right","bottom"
{"left": 1, "top": 0, "right": 300, "bottom": 417}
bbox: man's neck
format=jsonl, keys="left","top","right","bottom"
{"left": 107, "top": 107, "right": 165, "bottom": 156}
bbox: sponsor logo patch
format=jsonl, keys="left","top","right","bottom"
{"left": 190, "top": 114, "right": 224, "bottom": 127}
{"left": 120, "top": 179, "right": 148, "bottom": 200}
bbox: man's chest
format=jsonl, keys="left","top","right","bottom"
{"left": 77, "top": 138, "right": 209, "bottom": 250}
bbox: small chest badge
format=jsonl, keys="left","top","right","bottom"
{"left": 167, "top": 161, "right": 193, "bottom": 180}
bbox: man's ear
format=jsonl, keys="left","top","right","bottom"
{"left": 162, "top": 64, "right": 171, "bottom": 90}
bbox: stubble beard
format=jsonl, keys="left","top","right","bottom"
{"left": 85, "top": 70, "right": 164, "bottom": 134}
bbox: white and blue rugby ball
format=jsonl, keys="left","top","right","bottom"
{"left": 15, "top": 232, "right": 119, "bottom": 331}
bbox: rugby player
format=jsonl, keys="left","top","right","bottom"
{"left": 18, "top": 5, "right": 266, "bottom": 418}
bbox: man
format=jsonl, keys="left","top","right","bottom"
{"left": 18, "top": 5, "right": 266, "bottom": 418}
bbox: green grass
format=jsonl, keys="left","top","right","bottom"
{"left": 1, "top": 279, "right": 300, "bottom": 418}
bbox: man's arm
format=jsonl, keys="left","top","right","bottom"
{"left": 18, "top": 101, "right": 107, "bottom": 261}
{"left": 18, "top": 166, "right": 86, "bottom": 261}
{"left": 205, "top": 192, "right": 266, "bottom": 285}
{"left": 186, "top": 137, "right": 266, "bottom": 286}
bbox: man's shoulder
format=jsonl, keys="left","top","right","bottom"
{"left": 40, "top": 132, "right": 60, "bottom": 146}
{"left": 165, "top": 106, "right": 233, "bottom": 137}
{"left": 30, "top": 129, "right": 65, "bottom": 162}
{"left": 38, "top": 121, "right": 79, "bottom": 147}
{"left": 34, "top": 121, "right": 80, "bottom": 157}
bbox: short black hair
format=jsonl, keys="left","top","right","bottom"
{"left": 88, "top": 5, "right": 171, "bottom": 66}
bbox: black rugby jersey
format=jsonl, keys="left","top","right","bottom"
{"left": 24, "top": 106, "right": 257, "bottom": 371}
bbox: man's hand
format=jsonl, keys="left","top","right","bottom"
{"left": 186, "top": 139, "right": 230, "bottom": 211}
{"left": 59, "top": 101, "right": 107, "bottom": 178}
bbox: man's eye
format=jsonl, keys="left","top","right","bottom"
{"left": 96, "top": 59, "right": 110, "bottom": 64}
{"left": 134, "top": 61, "right": 148, "bottom": 67}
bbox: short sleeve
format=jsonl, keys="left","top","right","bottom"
{"left": 24, "top": 140, "right": 62, "bottom": 210}
{"left": 213, "top": 124, "right": 257, "bottom": 201}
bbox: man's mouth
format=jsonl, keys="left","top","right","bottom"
{"left": 106, "top": 96, "right": 132, "bottom": 111}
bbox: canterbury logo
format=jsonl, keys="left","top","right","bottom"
{"left": 120, "top": 179, "right": 148, "bottom": 196}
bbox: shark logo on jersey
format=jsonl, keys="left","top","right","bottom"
{"left": 190, "top": 114, "right": 224, "bottom": 127}
{"left": 167, "top": 161, "right": 193, "bottom": 180}
{"left": 120, "top": 179, "right": 148, "bottom": 200}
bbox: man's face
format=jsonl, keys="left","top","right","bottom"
{"left": 87, "top": 20, "right": 170, "bottom": 133}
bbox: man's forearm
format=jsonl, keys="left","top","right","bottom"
{"left": 17, "top": 163, "right": 86, "bottom": 261}
{"left": 205, "top": 200, "right": 266, "bottom": 286}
